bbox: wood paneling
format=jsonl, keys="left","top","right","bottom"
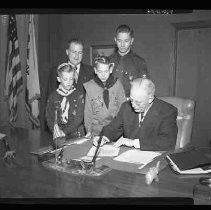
{"left": 172, "top": 21, "right": 211, "bottom": 147}
{"left": 38, "top": 15, "right": 62, "bottom": 131}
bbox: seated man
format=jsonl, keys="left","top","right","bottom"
{"left": 93, "top": 78, "right": 178, "bottom": 151}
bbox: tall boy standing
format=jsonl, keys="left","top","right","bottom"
{"left": 109, "top": 24, "right": 149, "bottom": 98}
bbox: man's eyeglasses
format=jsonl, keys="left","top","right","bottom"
{"left": 129, "top": 98, "right": 146, "bottom": 106}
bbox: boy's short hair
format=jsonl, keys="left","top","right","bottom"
{"left": 67, "top": 38, "right": 84, "bottom": 49}
{"left": 57, "top": 63, "right": 76, "bottom": 77}
{"left": 94, "top": 56, "right": 110, "bottom": 67}
{"left": 115, "top": 24, "right": 133, "bottom": 37}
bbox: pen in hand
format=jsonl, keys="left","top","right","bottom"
{"left": 91, "top": 136, "right": 103, "bottom": 164}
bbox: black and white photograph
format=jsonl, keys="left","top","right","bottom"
{"left": 0, "top": 9, "right": 211, "bottom": 205}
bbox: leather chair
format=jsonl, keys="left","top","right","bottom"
{"left": 158, "top": 97, "right": 195, "bottom": 149}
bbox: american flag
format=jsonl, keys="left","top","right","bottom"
{"left": 4, "top": 15, "right": 23, "bottom": 123}
{"left": 25, "top": 15, "right": 40, "bottom": 128}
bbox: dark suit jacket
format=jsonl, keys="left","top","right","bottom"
{"left": 73, "top": 63, "right": 95, "bottom": 94}
{"left": 101, "top": 97, "right": 178, "bottom": 151}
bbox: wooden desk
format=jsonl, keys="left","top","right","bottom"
{"left": 0, "top": 126, "right": 210, "bottom": 205}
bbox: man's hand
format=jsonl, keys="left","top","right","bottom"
{"left": 113, "top": 137, "right": 135, "bottom": 148}
{"left": 93, "top": 136, "right": 109, "bottom": 147}
{"left": 85, "top": 132, "right": 92, "bottom": 139}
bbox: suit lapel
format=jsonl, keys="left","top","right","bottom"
{"left": 128, "top": 111, "right": 140, "bottom": 139}
{"left": 76, "top": 63, "right": 86, "bottom": 88}
{"left": 133, "top": 99, "right": 159, "bottom": 139}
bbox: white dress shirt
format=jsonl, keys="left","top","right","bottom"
{"left": 68, "top": 62, "right": 80, "bottom": 83}
{"left": 134, "top": 102, "right": 154, "bottom": 149}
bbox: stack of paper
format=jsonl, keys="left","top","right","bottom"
{"left": 113, "top": 149, "right": 161, "bottom": 168}
{"left": 87, "top": 145, "right": 120, "bottom": 157}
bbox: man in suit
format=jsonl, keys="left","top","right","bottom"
{"left": 93, "top": 78, "right": 178, "bottom": 151}
{"left": 47, "top": 38, "right": 94, "bottom": 98}
{"left": 65, "top": 38, "right": 95, "bottom": 94}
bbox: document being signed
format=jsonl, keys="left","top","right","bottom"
{"left": 87, "top": 145, "right": 120, "bottom": 157}
{"left": 113, "top": 149, "right": 161, "bottom": 167}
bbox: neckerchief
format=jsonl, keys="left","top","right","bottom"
{"left": 56, "top": 84, "right": 76, "bottom": 123}
{"left": 56, "top": 84, "right": 76, "bottom": 97}
{"left": 93, "top": 75, "right": 117, "bottom": 109}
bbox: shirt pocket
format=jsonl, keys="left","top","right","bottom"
{"left": 91, "top": 96, "right": 104, "bottom": 115}
{"left": 110, "top": 91, "right": 120, "bottom": 108}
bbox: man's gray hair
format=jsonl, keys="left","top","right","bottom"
{"left": 131, "top": 78, "right": 155, "bottom": 96}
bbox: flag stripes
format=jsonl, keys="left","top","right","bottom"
{"left": 4, "top": 15, "right": 23, "bottom": 123}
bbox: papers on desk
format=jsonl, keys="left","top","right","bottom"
{"left": 87, "top": 145, "right": 120, "bottom": 157}
{"left": 113, "top": 149, "right": 162, "bottom": 168}
{"left": 74, "top": 156, "right": 101, "bottom": 162}
{"left": 0, "top": 133, "right": 6, "bottom": 140}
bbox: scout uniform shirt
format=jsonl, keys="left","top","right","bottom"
{"left": 109, "top": 50, "right": 149, "bottom": 98}
{"left": 83, "top": 77, "right": 126, "bottom": 136}
{"left": 45, "top": 85, "right": 85, "bottom": 139}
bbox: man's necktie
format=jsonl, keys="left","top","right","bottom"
{"left": 139, "top": 112, "right": 144, "bottom": 127}
{"left": 75, "top": 67, "right": 79, "bottom": 84}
